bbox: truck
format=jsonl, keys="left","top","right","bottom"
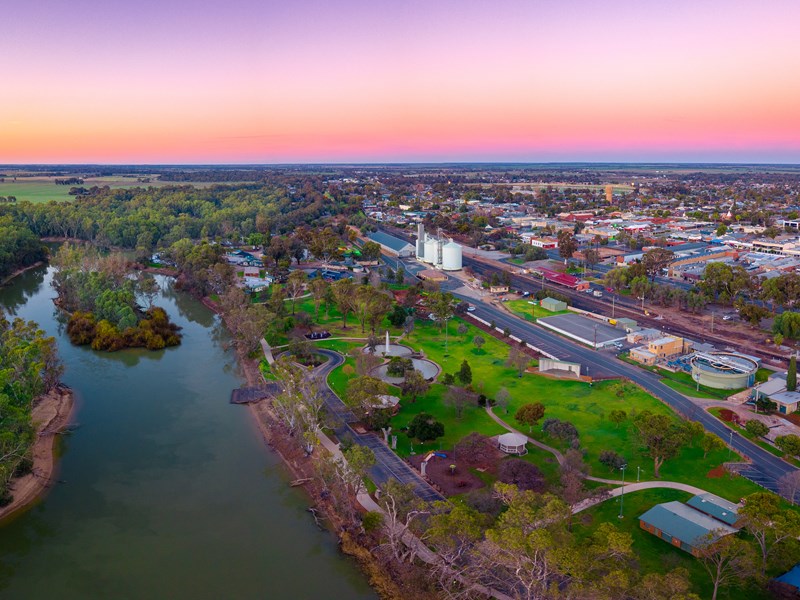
{"left": 592, "top": 290, "right": 603, "bottom": 298}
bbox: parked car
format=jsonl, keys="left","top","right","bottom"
{"left": 467, "top": 305, "right": 476, "bottom": 312}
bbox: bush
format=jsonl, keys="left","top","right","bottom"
{"left": 498, "top": 459, "right": 546, "bottom": 492}
{"left": 406, "top": 412, "right": 445, "bottom": 442}
{"left": 477, "top": 394, "right": 487, "bottom": 407}
{"left": 745, "top": 419, "right": 769, "bottom": 438}
{"left": 362, "top": 511, "right": 384, "bottom": 532}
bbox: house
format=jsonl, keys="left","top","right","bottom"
{"left": 754, "top": 373, "right": 800, "bottom": 414}
{"left": 489, "top": 285, "right": 509, "bottom": 294}
{"left": 639, "top": 500, "right": 738, "bottom": 556}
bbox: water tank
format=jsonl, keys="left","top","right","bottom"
{"left": 442, "top": 241, "right": 462, "bottom": 271}
{"left": 424, "top": 238, "right": 438, "bottom": 264}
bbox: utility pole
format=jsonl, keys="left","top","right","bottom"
{"left": 612, "top": 294, "right": 616, "bottom": 318}
{"left": 619, "top": 464, "right": 627, "bottom": 519}
{"left": 711, "top": 311, "right": 715, "bottom": 333}
{"left": 728, "top": 430, "right": 734, "bottom": 459}
{"left": 594, "top": 324, "right": 598, "bottom": 350}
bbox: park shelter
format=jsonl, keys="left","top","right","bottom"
{"left": 497, "top": 432, "right": 528, "bottom": 455}
{"left": 540, "top": 297, "right": 567, "bottom": 312}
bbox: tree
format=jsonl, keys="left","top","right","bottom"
{"left": 457, "top": 359, "right": 472, "bottom": 385}
{"left": 360, "top": 241, "right": 381, "bottom": 262}
{"left": 345, "top": 375, "right": 389, "bottom": 421}
{"left": 514, "top": 403, "right": 545, "bottom": 432}
{"left": 697, "top": 533, "right": 757, "bottom": 600}
{"left": 737, "top": 302, "right": 770, "bottom": 328}
{"left": 641, "top": 248, "right": 675, "bottom": 280}
{"left": 456, "top": 322, "right": 468, "bottom": 337}
{"left": 700, "top": 433, "right": 725, "bottom": 458}
{"left": 472, "top": 335, "right": 485, "bottom": 351}
{"left": 773, "top": 312, "right": 800, "bottom": 340}
{"left": 778, "top": 470, "right": 800, "bottom": 504}
{"left": 406, "top": 412, "right": 444, "bottom": 442}
{"left": 308, "top": 277, "right": 328, "bottom": 321}
{"left": 603, "top": 268, "right": 628, "bottom": 294}
{"left": 740, "top": 491, "right": 800, "bottom": 576}
{"left": 745, "top": 419, "right": 769, "bottom": 438}
{"left": 598, "top": 450, "right": 626, "bottom": 472}
{"left": 633, "top": 411, "right": 688, "bottom": 478}
{"left": 332, "top": 278, "right": 357, "bottom": 328}
{"left": 557, "top": 230, "right": 577, "bottom": 261}
{"left": 789, "top": 356, "right": 797, "bottom": 392}
{"left": 443, "top": 386, "right": 478, "bottom": 420}
{"left": 716, "top": 223, "right": 728, "bottom": 236}
{"left": 284, "top": 270, "right": 307, "bottom": 315}
{"left": 429, "top": 291, "right": 455, "bottom": 328}
{"left": 386, "top": 304, "right": 407, "bottom": 328}
{"left": 495, "top": 387, "right": 510, "bottom": 414}
{"left": 776, "top": 434, "right": 800, "bottom": 458}
{"left": 506, "top": 346, "right": 530, "bottom": 378}
{"left": 608, "top": 409, "right": 627, "bottom": 429}
{"left": 399, "top": 369, "right": 429, "bottom": 403}
{"left": 774, "top": 333, "right": 785, "bottom": 347}
{"left": 498, "top": 459, "right": 546, "bottom": 492}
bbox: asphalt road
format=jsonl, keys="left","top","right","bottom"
{"left": 315, "top": 349, "right": 446, "bottom": 503}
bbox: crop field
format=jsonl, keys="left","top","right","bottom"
{"left": 0, "top": 175, "right": 224, "bottom": 203}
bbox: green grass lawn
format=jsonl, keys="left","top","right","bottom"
{"left": 755, "top": 367, "right": 772, "bottom": 383}
{"left": 504, "top": 299, "right": 568, "bottom": 322}
{"left": 575, "top": 488, "right": 772, "bottom": 600}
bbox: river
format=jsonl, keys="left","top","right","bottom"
{"left": 0, "top": 266, "right": 375, "bottom": 599}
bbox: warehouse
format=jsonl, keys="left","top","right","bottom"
{"left": 537, "top": 314, "right": 626, "bottom": 348}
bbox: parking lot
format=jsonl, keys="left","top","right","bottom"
{"left": 537, "top": 313, "right": 627, "bottom": 348}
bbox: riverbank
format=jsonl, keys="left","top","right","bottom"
{"left": 0, "top": 384, "right": 75, "bottom": 522}
{"left": 0, "top": 261, "right": 45, "bottom": 287}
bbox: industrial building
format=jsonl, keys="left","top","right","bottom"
{"left": 415, "top": 224, "right": 462, "bottom": 271}
{"left": 367, "top": 231, "right": 415, "bottom": 257}
{"left": 629, "top": 336, "right": 691, "bottom": 366}
{"left": 537, "top": 314, "right": 626, "bottom": 348}
{"left": 689, "top": 352, "right": 758, "bottom": 390}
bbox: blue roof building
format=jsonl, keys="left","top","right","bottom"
{"left": 639, "top": 500, "right": 738, "bottom": 556}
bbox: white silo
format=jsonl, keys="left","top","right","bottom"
{"left": 416, "top": 224, "right": 426, "bottom": 260}
{"left": 442, "top": 240, "right": 462, "bottom": 271}
{"left": 423, "top": 237, "right": 438, "bottom": 264}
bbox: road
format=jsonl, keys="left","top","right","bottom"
{"left": 314, "top": 349, "right": 446, "bottom": 503}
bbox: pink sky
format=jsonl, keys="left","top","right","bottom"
{"left": 1, "top": 0, "right": 799, "bottom": 163}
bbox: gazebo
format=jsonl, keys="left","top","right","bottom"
{"left": 498, "top": 432, "right": 528, "bottom": 455}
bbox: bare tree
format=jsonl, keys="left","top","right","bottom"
{"left": 778, "top": 471, "right": 800, "bottom": 504}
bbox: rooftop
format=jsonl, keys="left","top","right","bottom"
{"left": 686, "top": 493, "right": 740, "bottom": 526}
{"left": 639, "top": 501, "right": 738, "bottom": 547}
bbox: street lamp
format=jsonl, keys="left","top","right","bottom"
{"left": 619, "top": 464, "right": 628, "bottom": 519}
{"left": 637, "top": 466, "right": 643, "bottom": 483}
{"left": 728, "top": 430, "right": 734, "bottom": 459}
{"left": 594, "top": 324, "right": 598, "bottom": 350}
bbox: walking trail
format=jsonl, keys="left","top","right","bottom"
{"left": 486, "top": 406, "right": 711, "bottom": 513}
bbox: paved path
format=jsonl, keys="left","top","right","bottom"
{"left": 313, "top": 349, "right": 445, "bottom": 503}
{"left": 572, "top": 481, "right": 708, "bottom": 514}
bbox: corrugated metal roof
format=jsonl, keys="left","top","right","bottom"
{"left": 367, "top": 231, "right": 414, "bottom": 253}
{"left": 686, "top": 493, "right": 740, "bottom": 526}
{"left": 639, "top": 501, "right": 737, "bottom": 547}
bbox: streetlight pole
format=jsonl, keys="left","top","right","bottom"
{"left": 594, "top": 324, "right": 598, "bottom": 350}
{"left": 619, "top": 464, "right": 627, "bottom": 519}
{"left": 637, "top": 466, "right": 642, "bottom": 483}
{"left": 728, "top": 430, "right": 734, "bottom": 459}
{"left": 612, "top": 294, "right": 616, "bottom": 318}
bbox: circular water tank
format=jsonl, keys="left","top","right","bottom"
{"left": 424, "top": 238, "right": 438, "bottom": 264}
{"left": 442, "top": 241, "right": 462, "bottom": 271}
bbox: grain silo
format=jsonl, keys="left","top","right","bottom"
{"left": 441, "top": 240, "right": 462, "bottom": 271}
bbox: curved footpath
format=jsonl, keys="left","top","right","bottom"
{"left": 486, "top": 406, "right": 714, "bottom": 514}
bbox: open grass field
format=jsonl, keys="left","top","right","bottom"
{"left": 0, "top": 175, "right": 228, "bottom": 203}
{"left": 575, "top": 488, "right": 773, "bottom": 600}
{"left": 504, "top": 299, "right": 568, "bottom": 322}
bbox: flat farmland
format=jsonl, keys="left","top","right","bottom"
{"left": 0, "top": 175, "right": 226, "bottom": 203}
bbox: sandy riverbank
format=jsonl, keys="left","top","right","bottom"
{"left": 0, "top": 385, "right": 75, "bottom": 521}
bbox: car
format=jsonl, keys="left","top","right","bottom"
{"left": 467, "top": 305, "right": 476, "bottom": 312}
{"left": 722, "top": 315, "right": 732, "bottom": 321}
{"left": 521, "top": 291, "right": 530, "bottom": 298}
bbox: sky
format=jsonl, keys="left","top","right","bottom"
{"left": 1, "top": 0, "right": 799, "bottom": 164}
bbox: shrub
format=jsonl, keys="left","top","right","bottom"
{"left": 406, "top": 412, "right": 445, "bottom": 442}
{"left": 387, "top": 356, "right": 413, "bottom": 377}
{"left": 745, "top": 419, "right": 769, "bottom": 438}
{"left": 362, "top": 511, "right": 383, "bottom": 532}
